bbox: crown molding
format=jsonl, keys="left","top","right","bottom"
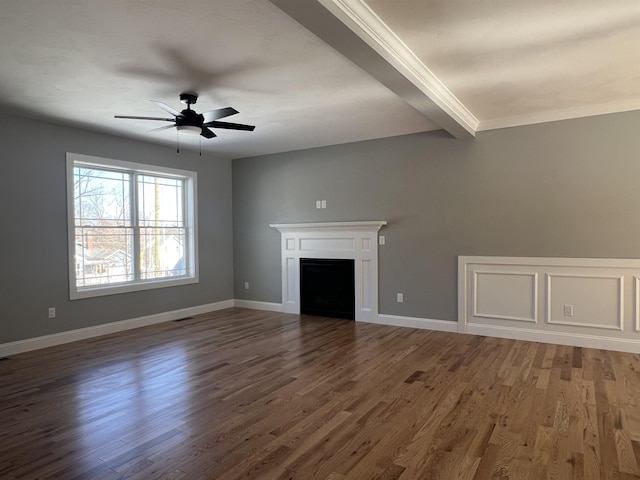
{"left": 318, "top": 0, "right": 479, "bottom": 136}
{"left": 478, "top": 99, "right": 640, "bottom": 131}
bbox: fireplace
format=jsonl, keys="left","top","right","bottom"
{"left": 270, "top": 221, "right": 386, "bottom": 322}
{"left": 300, "top": 258, "right": 355, "bottom": 320}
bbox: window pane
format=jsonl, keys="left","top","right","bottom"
{"left": 74, "top": 167, "right": 131, "bottom": 227}
{"left": 68, "top": 153, "right": 197, "bottom": 299}
{"left": 139, "top": 227, "right": 186, "bottom": 279}
{"left": 74, "top": 227, "right": 134, "bottom": 286}
{"left": 138, "top": 175, "right": 184, "bottom": 228}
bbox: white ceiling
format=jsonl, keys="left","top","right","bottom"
{"left": 358, "top": 0, "right": 640, "bottom": 130}
{"left": 1, "top": 0, "right": 639, "bottom": 159}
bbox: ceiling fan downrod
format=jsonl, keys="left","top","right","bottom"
{"left": 179, "top": 92, "right": 198, "bottom": 108}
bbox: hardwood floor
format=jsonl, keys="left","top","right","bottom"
{"left": 2, "top": 308, "right": 640, "bottom": 479}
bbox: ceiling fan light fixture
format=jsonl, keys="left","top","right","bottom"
{"left": 177, "top": 125, "right": 201, "bottom": 135}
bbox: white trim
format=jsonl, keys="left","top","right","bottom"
{"left": 459, "top": 255, "right": 640, "bottom": 269}
{"left": 636, "top": 276, "right": 640, "bottom": 332}
{"left": 71, "top": 277, "right": 200, "bottom": 300}
{"left": 233, "top": 300, "right": 284, "bottom": 312}
{"left": 465, "top": 323, "right": 640, "bottom": 355}
{"left": 8, "top": 299, "right": 640, "bottom": 359}
{"left": 0, "top": 300, "right": 233, "bottom": 357}
{"left": 317, "top": 0, "right": 478, "bottom": 136}
{"left": 270, "top": 221, "right": 387, "bottom": 232}
{"left": 271, "top": 221, "right": 386, "bottom": 323}
{"left": 373, "top": 314, "right": 458, "bottom": 332}
{"left": 457, "top": 256, "right": 468, "bottom": 333}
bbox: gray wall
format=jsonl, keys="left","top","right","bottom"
{"left": 0, "top": 114, "right": 234, "bottom": 344}
{"left": 232, "top": 110, "right": 640, "bottom": 322}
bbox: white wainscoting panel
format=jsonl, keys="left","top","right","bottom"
{"left": 473, "top": 270, "right": 538, "bottom": 323}
{"left": 459, "top": 256, "right": 640, "bottom": 353}
{"left": 547, "top": 273, "right": 623, "bottom": 330}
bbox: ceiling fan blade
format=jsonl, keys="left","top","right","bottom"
{"left": 203, "top": 120, "right": 255, "bottom": 131}
{"left": 200, "top": 127, "right": 217, "bottom": 139}
{"left": 115, "top": 115, "right": 174, "bottom": 121}
{"left": 202, "top": 107, "right": 239, "bottom": 123}
{"left": 150, "top": 100, "right": 184, "bottom": 117}
{"left": 148, "top": 124, "right": 176, "bottom": 133}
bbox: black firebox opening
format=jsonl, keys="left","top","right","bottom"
{"left": 300, "top": 258, "right": 355, "bottom": 320}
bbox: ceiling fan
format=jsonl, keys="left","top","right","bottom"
{"left": 115, "top": 92, "right": 255, "bottom": 139}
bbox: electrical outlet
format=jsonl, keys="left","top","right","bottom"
{"left": 321, "top": 200, "right": 326, "bottom": 209}
{"left": 244, "top": 282, "right": 249, "bottom": 290}
{"left": 397, "top": 293, "right": 404, "bottom": 303}
{"left": 48, "top": 307, "right": 56, "bottom": 319}
{"left": 316, "top": 200, "right": 321, "bottom": 209}
{"left": 379, "top": 235, "right": 385, "bottom": 245}
{"left": 563, "top": 304, "right": 574, "bottom": 316}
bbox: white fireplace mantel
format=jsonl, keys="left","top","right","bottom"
{"left": 270, "top": 221, "right": 386, "bottom": 322}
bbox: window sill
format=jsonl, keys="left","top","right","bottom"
{"left": 70, "top": 276, "right": 199, "bottom": 300}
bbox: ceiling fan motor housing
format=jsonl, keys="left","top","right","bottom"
{"left": 176, "top": 109, "right": 204, "bottom": 127}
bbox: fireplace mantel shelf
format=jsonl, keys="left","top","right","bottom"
{"left": 270, "top": 221, "right": 387, "bottom": 232}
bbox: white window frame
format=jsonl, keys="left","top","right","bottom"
{"left": 66, "top": 152, "right": 199, "bottom": 300}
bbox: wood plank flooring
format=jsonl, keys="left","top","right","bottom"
{"left": 2, "top": 308, "right": 640, "bottom": 479}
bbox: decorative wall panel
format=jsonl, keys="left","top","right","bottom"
{"left": 473, "top": 271, "right": 538, "bottom": 323}
{"left": 459, "top": 256, "right": 640, "bottom": 353}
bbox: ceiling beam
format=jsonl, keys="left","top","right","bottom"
{"left": 269, "top": 0, "right": 477, "bottom": 138}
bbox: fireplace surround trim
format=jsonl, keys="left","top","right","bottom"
{"left": 270, "top": 221, "right": 386, "bottom": 322}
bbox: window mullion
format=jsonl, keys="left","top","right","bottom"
{"left": 132, "top": 171, "right": 141, "bottom": 281}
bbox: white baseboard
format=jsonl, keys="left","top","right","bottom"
{"left": 358, "top": 312, "right": 640, "bottom": 353}
{"left": 0, "top": 300, "right": 234, "bottom": 357}
{"left": 8, "top": 299, "right": 636, "bottom": 358}
{"left": 369, "top": 314, "right": 458, "bottom": 332}
{"left": 466, "top": 323, "right": 640, "bottom": 354}
{"left": 232, "top": 301, "right": 459, "bottom": 333}
{"left": 233, "top": 299, "right": 284, "bottom": 312}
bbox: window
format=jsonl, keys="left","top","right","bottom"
{"left": 67, "top": 153, "right": 198, "bottom": 299}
